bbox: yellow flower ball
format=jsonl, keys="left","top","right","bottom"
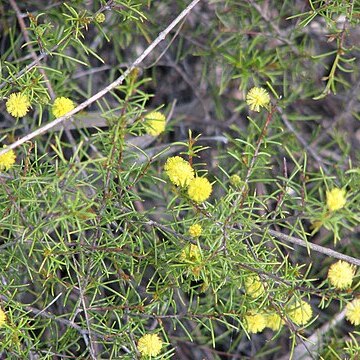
{"left": 287, "top": 300, "right": 312, "bottom": 326}
{"left": 244, "top": 312, "right": 266, "bottom": 333}
{"left": 95, "top": 13, "right": 105, "bottom": 23}
{"left": 189, "top": 224, "right": 202, "bottom": 238}
{"left": 0, "top": 307, "right": 6, "bottom": 328}
{"left": 187, "top": 177, "right": 212, "bottom": 203}
{"left": 265, "top": 312, "right": 283, "bottom": 331}
{"left": 229, "top": 174, "right": 242, "bottom": 187}
{"left": 144, "top": 111, "right": 166, "bottom": 136}
{"left": 328, "top": 260, "right": 356, "bottom": 290}
{"left": 164, "top": 156, "right": 194, "bottom": 187}
{"left": 180, "top": 244, "right": 201, "bottom": 263}
{"left": 6, "top": 92, "right": 30, "bottom": 117}
{"left": 326, "top": 188, "right": 346, "bottom": 212}
{"left": 246, "top": 87, "right": 270, "bottom": 112}
{"left": 0, "top": 146, "right": 16, "bottom": 171}
{"left": 346, "top": 298, "right": 360, "bottom": 326}
{"left": 52, "top": 97, "right": 75, "bottom": 118}
{"left": 244, "top": 275, "right": 265, "bottom": 298}
{"left": 137, "top": 333, "right": 163, "bottom": 357}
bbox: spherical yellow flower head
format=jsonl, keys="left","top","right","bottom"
{"left": 244, "top": 312, "right": 266, "bottom": 333}
{"left": 180, "top": 244, "right": 201, "bottom": 263}
{"left": 244, "top": 275, "right": 265, "bottom": 298}
{"left": 328, "top": 260, "right": 356, "bottom": 290}
{"left": 229, "top": 174, "right": 242, "bottom": 187}
{"left": 95, "top": 13, "right": 105, "bottom": 23}
{"left": 137, "top": 333, "right": 163, "bottom": 357}
{"left": 189, "top": 224, "right": 202, "bottom": 238}
{"left": 287, "top": 300, "right": 312, "bottom": 326}
{"left": 187, "top": 177, "right": 212, "bottom": 203}
{"left": 246, "top": 87, "right": 270, "bottom": 112}
{"left": 265, "top": 312, "right": 283, "bottom": 331}
{"left": 326, "top": 188, "right": 346, "bottom": 212}
{"left": 144, "top": 111, "right": 166, "bottom": 136}
{"left": 52, "top": 97, "right": 75, "bottom": 118}
{"left": 345, "top": 298, "right": 360, "bottom": 326}
{"left": 180, "top": 244, "right": 203, "bottom": 277}
{"left": 0, "top": 307, "right": 6, "bottom": 327}
{"left": 6, "top": 92, "right": 30, "bottom": 118}
{"left": 0, "top": 146, "right": 16, "bottom": 171}
{"left": 164, "top": 156, "right": 194, "bottom": 187}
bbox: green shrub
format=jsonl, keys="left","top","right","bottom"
{"left": 0, "top": 0, "right": 359, "bottom": 358}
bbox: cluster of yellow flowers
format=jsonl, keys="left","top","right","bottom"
{"left": 0, "top": 146, "right": 16, "bottom": 171}
{"left": 245, "top": 311, "right": 284, "bottom": 333}
{"left": 6, "top": 92, "right": 31, "bottom": 117}
{"left": 244, "top": 298, "right": 313, "bottom": 334}
{"left": 244, "top": 275, "right": 265, "bottom": 299}
{"left": 188, "top": 177, "right": 212, "bottom": 203}
{"left": 2, "top": 95, "right": 75, "bottom": 171}
{"left": 95, "top": 13, "right": 106, "bottom": 23}
{"left": 311, "top": 186, "right": 347, "bottom": 233}
{"left": 325, "top": 260, "right": 359, "bottom": 326}
{"left": 180, "top": 243, "right": 202, "bottom": 263}
{"left": 164, "top": 156, "right": 212, "bottom": 203}
{"left": 175, "top": 224, "right": 204, "bottom": 277}
{"left": 137, "top": 333, "right": 163, "bottom": 357}
{"left": 243, "top": 273, "right": 313, "bottom": 334}
{"left": 326, "top": 187, "right": 346, "bottom": 212}
{"left": 164, "top": 156, "right": 194, "bottom": 187}
{"left": 5, "top": 93, "right": 75, "bottom": 119}
{"left": 144, "top": 111, "right": 166, "bottom": 136}
{"left": 229, "top": 174, "right": 242, "bottom": 188}
{"left": 327, "top": 260, "right": 356, "bottom": 290}
{"left": 244, "top": 312, "right": 267, "bottom": 333}
{"left": 0, "top": 307, "right": 6, "bottom": 328}
{"left": 188, "top": 223, "right": 202, "bottom": 238}
{"left": 246, "top": 87, "right": 270, "bottom": 112}
{"left": 4, "top": 86, "right": 356, "bottom": 351}
{"left": 346, "top": 298, "right": 360, "bottom": 326}
{"left": 266, "top": 312, "right": 283, "bottom": 331}
{"left": 287, "top": 299, "right": 313, "bottom": 326}
{"left": 52, "top": 97, "right": 75, "bottom": 118}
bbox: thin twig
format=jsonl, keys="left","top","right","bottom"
{"left": 9, "top": 0, "right": 55, "bottom": 99}
{"left": 278, "top": 107, "right": 330, "bottom": 174}
{"left": 76, "top": 271, "right": 97, "bottom": 359}
{"left": 0, "top": 0, "right": 202, "bottom": 157}
{"left": 225, "top": 106, "right": 277, "bottom": 223}
{"left": 266, "top": 228, "right": 360, "bottom": 266}
{"left": 0, "top": 0, "right": 114, "bottom": 91}
{"left": 247, "top": 0, "right": 300, "bottom": 55}
{"left": 146, "top": 216, "right": 360, "bottom": 267}
{"left": 278, "top": 308, "right": 347, "bottom": 360}
{"left": 33, "top": 292, "right": 63, "bottom": 318}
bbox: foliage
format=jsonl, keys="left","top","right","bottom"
{"left": 0, "top": 0, "right": 359, "bottom": 359}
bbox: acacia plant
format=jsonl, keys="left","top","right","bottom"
{"left": 0, "top": 0, "right": 359, "bottom": 359}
